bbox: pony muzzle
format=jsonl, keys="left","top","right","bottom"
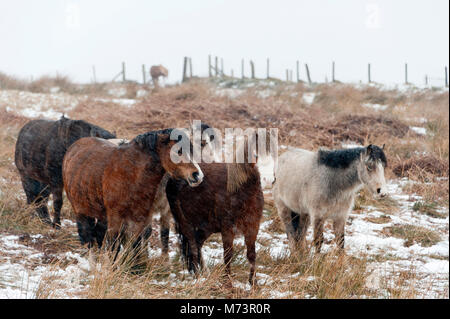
{"left": 188, "top": 170, "right": 203, "bottom": 187}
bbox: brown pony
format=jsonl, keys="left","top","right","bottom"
{"left": 62, "top": 128, "right": 203, "bottom": 254}
{"left": 166, "top": 134, "right": 266, "bottom": 286}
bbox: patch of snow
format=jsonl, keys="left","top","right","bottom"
{"left": 410, "top": 126, "right": 427, "bottom": 135}
{"left": 362, "top": 103, "right": 388, "bottom": 111}
{"left": 302, "top": 92, "right": 316, "bottom": 105}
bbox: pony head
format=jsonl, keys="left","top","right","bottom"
{"left": 357, "top": 144, "right": 388, "bottom": 197}
{"left": 135, "top": 129, "right": 203, "bottom": 187}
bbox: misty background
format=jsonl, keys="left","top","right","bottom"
{"left": 0, "top": 0, "right": 448, "bottom": 86}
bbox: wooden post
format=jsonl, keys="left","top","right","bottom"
{"left": 250, "top": 60, "right": 255, "bottom": 79}
{"left": 142, "top": 64, "right": 146, "bottom": 84}
{"left": 189, "top": 58, "right": 193, "bottom": 78}
{"left": 286, "top": 69, "right": 289, "bottom": 82}
{"left": 182, "top": 57, "right": 188, "bottom": 83}
{"left": 405, "top": 63, "right": 408, "bottom": 84}
{"left": 266, "top": 58, "right": 270, "bottom": 79}
{"left": 368, "top": 63, "right": 371, "bottom": 83}
{"left": 425, "top": 75, "right": 428, "bottom": 86}
{"left": 220, "top": 58, "right": 224, "bottom": 76}
{"left": 305, "top": 64, "right": 312, "bottom": 84}
{"left": 208, "top": 55, "right": 212, "bottom": 77}
{"left": 445, "top": 66, "right": 448, "bottom": 88}
{"left": 122, "top": 62, "right": 126, "bottom": 82}
{"left": 241, "top": 59, "right": 244, "bottom": 79}
{"left": 296, "top": 61, "right": 300, "bottom": 82}
{"left": 215, "top": 56, "right": 219, "bottom": 77}
{"left": 92, "top": 65, "right": 97, "bottom": 83}
{"left": 332, "top": 61, "right": 335, "bottom": 82}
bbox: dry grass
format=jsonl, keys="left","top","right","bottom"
{"left": 381, "top": 224, "right": 442, "bottom": 247}
{"left": 0, "top": 74, "right": 448, "bottom": 299}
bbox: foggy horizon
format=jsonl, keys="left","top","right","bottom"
{"left": 1, "top": 0, "right": 449, "bottom": 86}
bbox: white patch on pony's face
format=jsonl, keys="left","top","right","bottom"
{"left": 359, "top": 157, "right": 387, "bottom": 197}
{"left": 186, "top": 152, "right": 204, "bottom": 187}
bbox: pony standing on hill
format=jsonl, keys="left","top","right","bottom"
{"left": 166, "top": 132, "right": 272, "bottom": 286}
{"left": 273, "top": 145, "right": 387, "bottom": 253}
{"left": 63, "top": 128, "right": 203, "bottom": 255}
{"left": 14, "top": 116, "right": 115, "bottom": 227}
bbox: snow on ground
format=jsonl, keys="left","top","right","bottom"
{"left": 362, "top": 103, "right": 388, "bottom": 111}
{"left": 0, "top": 90, "right": 80, "bottom": 120}
{"left": 302, "top": 92, "right": 316, "bottom": 105}
{"left": 0, "top": 228, "right": 90, "bottom": 299}
{"left": 0, "top": 89, "right": 137, "bottom": 121}
{"left": 410, "top": 126, "right": 427, "bottom": 136}
{"left": 1, "top": 166, "right": 447, "bottom": 298}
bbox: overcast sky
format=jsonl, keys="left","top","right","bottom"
{"left": 0, "top": 0, "right": 448, "bottom": 86}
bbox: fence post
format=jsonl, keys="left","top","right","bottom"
{"left": 215, "top": 56, "right": 219, "bottom": 77}
{"left": 208, "top": 55, "right": 212, "bottom": 77}
{"left": 182, "top": 57, "right": 188, "bottom": 83}
{"left": 296, "top": 61, "right": 300, "bottom": 82}
{"left": 220, "top": 58, "right": 224, "bottom": 76}
{"left": 241, "top": 59, "right": 244, "bottom": 79}
{"left": 286, "top": 69, "right": 289, "bottom": 82}
{"left": 189, "top": 58, "right": 193, "bottom": 78}
{"left": 332, "top": 61, "right": 335, "bottom": 82}
{"left": 122, "top": 62, "right": 126, "bottom": 82}
{"left": 92, "top": 65, "right": 97, "bottom": 83}
{"left": 266, "top": 58, "right": 270, "bottom": 79}
{"left": 368, "top": 63, "right": 371, "bottom": 83}
{"left": 305, "top": 64, "right": 312, "bottom": 84}
{"left": 250, "top": 60, "right": 255, "bottom": 79}
{"left": 445, "top": 66, "right": 448, "bottom": 88}
{"left": 142, "top": 64, "right": 146, "bottom": 84}
{"left": 405, "top": 63, "right": 408, "bottom": 84}
{"left": 425, "top": 75, "right": 428, "bottom": 86}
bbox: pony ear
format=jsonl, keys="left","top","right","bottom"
{"left": 156, "top": 133, "right": 171, "bottom": 146}
{"left": 90, "top": 127, "right": 100, "bottom": 138}
{"left": 135, "top": 132, "right": 156, "bottom": 150}
{"left": 367, "top": 144, "right": 374, "bottom": 155}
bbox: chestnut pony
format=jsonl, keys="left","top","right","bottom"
{"left": 166, "top": 133, "right": 267, "bottom": 286}
{"left": 62, "top": 128, "right": 203, "bottom": 255}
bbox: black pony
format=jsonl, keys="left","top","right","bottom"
{"left": 14, "top": 116, "right": 115, "bottom": 227}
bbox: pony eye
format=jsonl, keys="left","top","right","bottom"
{"left": 178, "top": 149, "right": 183, "bottom": 156}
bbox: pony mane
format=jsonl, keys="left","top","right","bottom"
{"left": 133, "top": 128, "right": 173, "bottom": 155}
{"left": 318, "top": 145, "right": 387, "bottom": 169}
{"left": 226, "top": 133, "right": 262, "bottom": 193}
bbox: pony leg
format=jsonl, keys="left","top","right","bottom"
{"left": 313, "top": 218, "right": 324, "bottom": 253}
{"left": 21, "top": 176, "right": 51, "bottom": 224}
{"left": 51, "top": 187, "right": 63, "bottom": 229}
{"left": 333, "top": 218, "right": 346, "bottom": 251}
{"left": 159, "top": 204, "right": 171, "bottom": 256}
{"left": 244, "top": 230, "right": 258, "bottom": 286}
{"left": 94, "top": 219, "right": 107, "bottom": 248}
{"left": 75, "top": 214, "right": 96, "bottom": 248}
{"left": 221, "top": 228, "right": 235, "bottom": 287}
{"left": 104, "top": 214, "right": 123, "bottom": 261}
{"left": 278, "top": 205, "right": 302, "bottom": 252}
{"left": 296, "top": 212, "right": 310, "bottom": 252}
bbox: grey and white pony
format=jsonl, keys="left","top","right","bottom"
{"left": 273, "top": 144, "right": 387, "bottom": 253}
